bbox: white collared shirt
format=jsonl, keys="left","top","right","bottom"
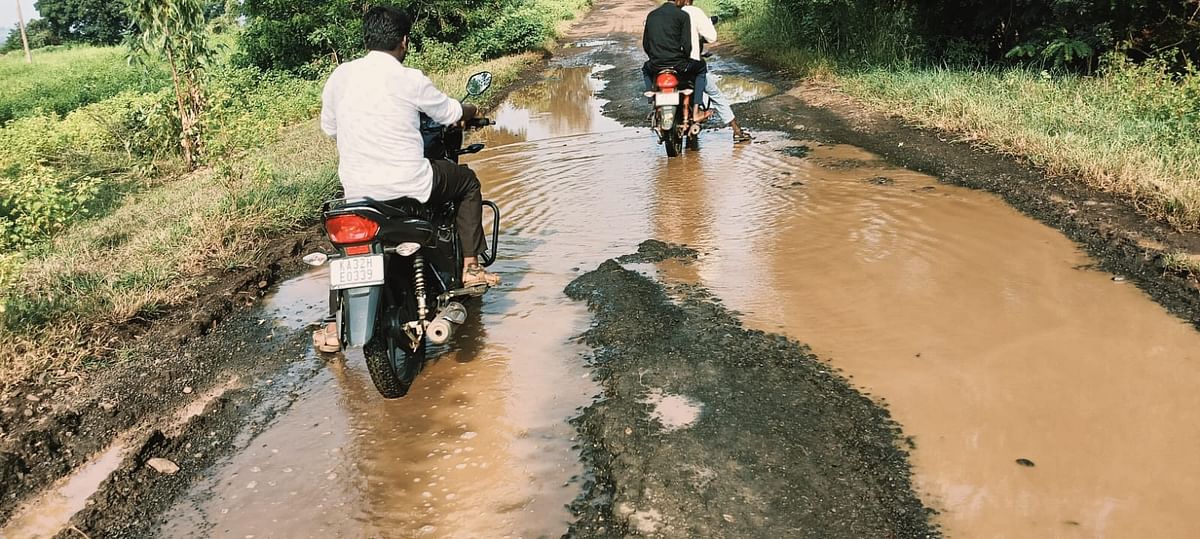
{"left": 320, "top": 51, "right": 464, "bottom": 203}
{"left": 682, "top": 5, "right": 717, "bottom": 61}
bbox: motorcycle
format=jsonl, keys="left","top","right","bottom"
{"left": 302, "top": 72, "right": 501, "bottom": 399}
{"left": 645, "top": 69, "right": 702, "bottom": 157}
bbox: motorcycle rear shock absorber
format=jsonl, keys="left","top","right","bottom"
{"left": 413, "top": 255, "right": 429, "bottom": 322}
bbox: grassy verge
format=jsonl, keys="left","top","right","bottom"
{"left": 0, "top": 53, "right": 537, "bottom": 388}
{"left": 0, "top": 46, "right": 170, "bottom": 124}
{"left": 709, "top": 0, "right": 1200, "bottom": 230}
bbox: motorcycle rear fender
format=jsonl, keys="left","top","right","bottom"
{"left": 341, "top": 285, "right": 381, "bottom": 347}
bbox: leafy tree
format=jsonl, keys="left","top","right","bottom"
{"left": 35, "top": 0, "right": 131, "bottom": 45}
{"left": 236, "top": 0, "right": 517, "bottom": 72}
{"left": 127, "top": 0, "right": 214, "bottom": 169}
{"left": 1, "top": 19, "right": 61, "bottom": 53}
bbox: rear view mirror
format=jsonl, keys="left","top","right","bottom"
{"left": 466, "top": 72, "right": 493, "bottom": 97}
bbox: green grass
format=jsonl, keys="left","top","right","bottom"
{"left": 0, "top": 45, "right": 170, "bottom": 125}
{"left": 714, "top": 1, "right": 1200, "bottom": 230}
{"left": 837, "top": 63, "right": 1200, "bottom": 228}
{"left": 0, "top": 53, "right": 538, "bottom": 388}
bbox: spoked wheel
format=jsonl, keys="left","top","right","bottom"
{"left": 362, "top": 302, "right": 426, "bottom": 399}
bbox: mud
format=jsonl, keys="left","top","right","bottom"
{"left": 563, "top": 251, "right": 936, "bottom": 537}
{"left": 0, "top": 230, "right": 320, "bottom": 526}
{"left": 615, "top": 240, "right": 699, "bottom": 264}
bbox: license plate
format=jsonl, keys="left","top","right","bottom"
{"left": 330, "top": 255, "right": 384, "bottom": 290}
{"left": 655, "top": 92, "right": 680, "bottom": 106}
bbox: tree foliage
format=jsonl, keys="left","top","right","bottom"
{"left": 742, "top": 0, "right": 1200, "bottom": 70}
{"left": 35, "top": 0, "right": 131, "bottom": 45}
{"left": 1, "top": 19, "right": 62, "bottom": 53}
{"left": 127, "top": 0, "right": 215, "bottom": 169}
{"left": 235, "top": 0, "right": 567, "bottom": 72}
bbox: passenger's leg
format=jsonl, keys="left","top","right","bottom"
{"left": 684, "top": 60, "right": 711, "bottom": 122}
{"left": 705, "top": 75, "right": 734, "bottom": 125}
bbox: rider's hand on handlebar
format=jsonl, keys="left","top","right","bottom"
{"left": 458, "top": 103, "right": 480, "bottom": 129}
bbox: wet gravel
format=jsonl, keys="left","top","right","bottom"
{"left": 563, "top": 244, "right": 938, "bottom": 538}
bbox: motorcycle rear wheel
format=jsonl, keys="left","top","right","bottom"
{"left": 664, "top": 128, "right": 683, "bottom": 157}
{"left": 363, "top": 303, "right": 426, "bottom": 399}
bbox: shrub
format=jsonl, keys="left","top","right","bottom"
{"left": 0, "top": 90, "right": 177, "bottom": 250}
{"left": 465, "top": 4, "right": 556, "bottom": 60}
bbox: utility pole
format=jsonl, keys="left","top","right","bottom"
{"left": 16, "top": 0, "right": 32, "bottom": 63}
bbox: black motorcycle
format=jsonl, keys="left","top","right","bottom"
{"left": 303, "top": 72, "right": 500, "bottom": 398}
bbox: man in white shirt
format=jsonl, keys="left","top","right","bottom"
{"left": 314, "top": 6, "right": 499, "bottom": 352}
{"left": 681, "top": 0, "right": 753, "bottom": 142}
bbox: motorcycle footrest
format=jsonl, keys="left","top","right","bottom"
{"left": 440, "top": 284, "right": 490, "bottom": 300}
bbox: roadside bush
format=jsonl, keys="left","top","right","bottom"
{"left": 0, "top": 90, "right": 176, "bottom": 250}
{"left": 465, "top": 4, "right": 556, "bottom": 60}
{"left": 841, "top": 55, "right": 1200, "bottom": 227}
{"left": 238, "top": 0, "right": 588, "bottom": 72}
{"left": 0, "top": 64, "right": 323, "bottom": 252}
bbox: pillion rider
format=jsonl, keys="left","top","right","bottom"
{"left": 642, "top": 0, "right": 712, "bottom": 123}
{"left": 680, "top": 0, "right": 753, "bottom": 142}
{"left": 312, "top": 5, "right": 500, "bottom": 353}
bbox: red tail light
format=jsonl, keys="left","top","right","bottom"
{"left": 326, "top": 214, "right": 380, "bottom": 244}
{"left": 656, "top": 72, "right": 679, "bottom": 92}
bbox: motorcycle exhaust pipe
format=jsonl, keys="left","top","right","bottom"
{"left": 427, "top": 301, "right": 467, "bottom": 345}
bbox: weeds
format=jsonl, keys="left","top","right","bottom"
{"left": 838, "top": 58, "right": 1200, "bottom": 228}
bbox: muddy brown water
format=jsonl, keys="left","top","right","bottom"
{"left": 13, "top": 37, "right": 1200, "bottom": 538}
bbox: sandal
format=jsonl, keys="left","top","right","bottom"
{"left": 733, "top": 131, "right": 755, "bottom": 143}
{"left": 312, "top": 323, "right": 340, "bottom": 353}
{"left": 463, "top": 264, "right": 501, "bottom": 289}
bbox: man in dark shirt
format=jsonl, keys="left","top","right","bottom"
{"left": 642, "top": 0, "right": 710, "bottom": 122}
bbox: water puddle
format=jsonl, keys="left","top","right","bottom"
{"left": 649, "top": 141, "right": 1200, "bottom": 536}
{"left": 261, "top": 267, "right": 328, "bottom": 330}
{"left": 710, "top": 74, "right": 777, "bottom": 105}
{"left": 644, "top": 389, "right": 703, "bottom": 431}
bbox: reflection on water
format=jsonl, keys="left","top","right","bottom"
{"left": 710, "top": 74, "right": 777, "bottom": 105}
{"left": 482, "top": 65, "right": 624, "bottom": 145}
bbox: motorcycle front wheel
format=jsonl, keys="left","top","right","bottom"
{"left": 362, "top": 303, "right": 426, "bottom": 399}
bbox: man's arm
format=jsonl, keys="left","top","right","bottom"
{"left": 415, "top": 72, "right": 466, "bottom": 126}
{"left": 319, "top": 72, "right": 338, "bottom": 140}
{"left": 688, "top": 6, "right": 717, "bottom": 45}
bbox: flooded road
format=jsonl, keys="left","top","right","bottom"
{"left": 147, "top": 10, "right": 1200, "bottom": 539}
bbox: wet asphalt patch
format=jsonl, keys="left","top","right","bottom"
{"left": 564, "top": 243, "right": 938, "bottom": 538}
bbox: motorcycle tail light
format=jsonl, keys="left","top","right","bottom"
{"left": 326, "top": 214, "right": 380, "bottom": 244}
{"left": 656, "top": 73, "right": 679, "bottom": 92}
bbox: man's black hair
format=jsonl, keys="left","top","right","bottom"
{"left": 363, "top": 6, "right": 412, "bottom": 52}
